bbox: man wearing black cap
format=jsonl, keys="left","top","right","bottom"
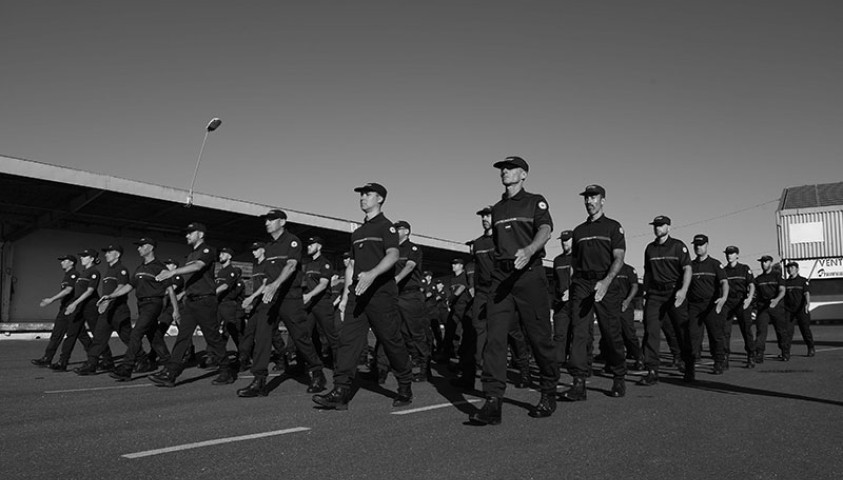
{"left": 722, "top": 246, "right": 757, "bottom": 368}
{"left": 438, "top": 257, "right": 468, "bottom": 366}
{"left": 151, "top": 223, "right": 235, "bottom": 387}
{"left": 32, "top": 256, "right": 84, "bottom": 367}
{"left": 235, "top": 210, "right": 326, "bottom": 398}
{"left": 100, "top": 237, "right": 177, "bottom": 381}
{"left": 313, "top": 182, "right": 414, "bottom": 410}
{"left": 560, "top": 184, "right": 628, "bottom": 401}
{"left": 75, "top": 244, "right": 133, "bottom": 375}
{"left": 783, "top": 262, "right": 815, "bottom": 358}
{"left": 236, "top": 242, "right": 267, "bottom": 379}
{"left": 639, "top": 216, "right": 693, "bottom": 385}
{"left": 470, "top": 156, "right": 558, "bottom": 424}
{"left": 551, "top": 230, "right": 574, "bottom": 367}
{"left": 615, "top": 262, "right": 643, "bottom": 370}
{"left": 52, "top": 248, "right": 102, "bottom": 371}
{"left": 687, "top": 234, "right": 729, "bottom": 376}
{"left": 753, "top": 256, "right": 786, "bottom": 363}
{"left": 216, "top": 247, "right": 243, "bottom": 355}
{"left": 303, "top": 236, "right": 338, "bottom": 368}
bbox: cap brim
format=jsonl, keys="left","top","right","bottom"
{"left": 492, "top": 160, "right": 519, "bottom": 170}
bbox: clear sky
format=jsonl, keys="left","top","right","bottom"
{"left": 2, "top": 1, "right": 842, "bottom": 272}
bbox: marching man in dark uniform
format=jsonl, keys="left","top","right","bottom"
{"left": 32, "top": 255, "right": 84, "bottom": 367}
{"left": 639, "top": 216, "right": 693, "bottom": 385}
{"left": 101, "top": 238, "right": 178, "bottom": 381}
{"left": 235, "top": 210, "right": 326, "bottom": 397}
{"left": 52, "top": 249, "right": 103, "bottom": 371}
{"left": 561, "top": 185, "right": 628, "bottom": 401}
{"left": 216, "top": 247, "right": 243, "bottom": 355}
{"left": 151, "top": 223, "right": 235, "bottom": 387}
{"left": 470, "top": 156, "right": 558, "bottom": 425}
{"left": 303, "top": 236, "right": 338, "bottom": 368}
{"left": 687, "top": 234, "right": 729, "bottom": 376}
{"left": 722, "top": 246, "right": 756, "bottom": 368}
{"left": 753, "top": 255, "right": 786, "bottom": 363}
{"left": 551, "top": 230, "right": 574, "bottom": 367}
{"left": 783, "top": 262, "right": 815, "bottom": 358}
{"left": 313, "top": 182, "right": 414, "bottom": 410}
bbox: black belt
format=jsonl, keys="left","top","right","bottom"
{"left": 186, "top": 293, "right": 214, "bottom": 300}
{"left": 137, "top": 296, "right": 164, "bottom": 303}
{"left": 648, "top": 281, "right": 677, "bottom": 291}
{"left": 495, "top": 259, "right": 539, "bottom": 273}
{"left": 574, "top": 271, "right": 607, "bottom": 280}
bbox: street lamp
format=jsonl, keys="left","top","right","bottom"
{"left": 186, "top": 117, "right": 222, "bottom": 207}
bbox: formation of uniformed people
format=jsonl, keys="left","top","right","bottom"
{"left": 31, "top": 156, "right": 818, "bottom": 424}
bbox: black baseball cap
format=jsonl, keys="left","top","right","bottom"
{"left": 692, "top": 234, "right": 709, "bottom": 245}
{"left": 492, "top": 156, "right": 529, "bottom": 172}
{"left": 558, "top": 230, "right": 573, "bottom": 241}
{"left": 306, "top": 236, "right": 324, "bottom": 246}
{"left": 133, "top": 237, "right": 158, "bottom": 248}
{"left": 579, "top": 184, "right": 606, "bottom": 197}
{"left": 393, "top": 220, "right": 411, "bottom": 231}
{"left": 101, "top": 244, "right": 124, "bottom": 255}
{"left": 423, "top": 270, "right": 433, "bottom": 277}
{"left": 261, "top": 209, "right": 287, "bottom": 220}
{"left": 341, "top": 251, "right": 351, "bottom": 259}
{"left": 650, "top": 216, "right": 671, "bottom": 226}
{"left": 724, "top": 246, "right": 740, "bottom": 255}
{"left": 248, "top": 241, "right": 266, "bottom": 250}
{"left": 186, "top": 222, "right": 207, "bottom": 233}
{"left": 451, "top": 258, "right": 465, "bottom": 265}
{"left": 163, "top": 258, "right": 179, "bottom": 267}
{"left": 78, "top": 248, "right": 98, "bottom": 258}
{"left": 476, "top": 206, "right": 492, "bottom": 216}
{"left": 57, "top": 254, "right": 77, "bottom": 263}
{"left": 219, "top": 247, "right": 234, "bottom": 256}
{"left": 757, "top": 255, "right": 773, "bottom": 263}
{"left": 353, "top": 182, "right": 388, "bottom": 199}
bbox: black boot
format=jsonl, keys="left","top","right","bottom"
{"left": 393, "top": 382, "right": 413, "bottom": 407}
{"left": 238, "top": 355, "right": 252, "bottom": 372}
{"left": 313, "top": 386, "right": 351, "bottom": 410}
{"left": 109, "top": 364, "right": 133, "bottom": 382}
{"left": 514, "top": 368, "right": 532, "bottom": 389}
{"left": 307, "top": 370, "right": 327, "bottom": 393}
{"left": 74, "top": 361, "right": 98, "bottom": 376}
{"left": 149, "top": 368, "right": 178, "bottom": 388}
{"left": 747, "top": 354, "right": 756, "bottom": 369}
{"left": 412, "top": 360, "right": 430, "bottom": 383}
{"left": 212, "top": 367, "right": 237, "bottom": 385}
{"left": 683, "top": 363, "right": 696, "bottom": 383}
{"left": 49, "top": 359, "right": 68, "bottom": 372}
{"left": 469, "top": 397, "right": 502, "bottom": 425}
{"left": 560, "top": 377, "right": 587, "bottom": 402}
{"left": 637, "top": 369, "right": 659, "bottom": 386}
{"left": 755, "top": 352, "right": 765, "bottom": 364}
{"left": 609, "top": 377, "right": 626, "bottom": 397}
{"left": 807, "top": 346, "right": 816, "bottom": 357}
{"left": 722, "top": 354, "right": 730, "bottom": 370}
{"left": 713, "top": 362, "right": 725, "bottom": 375}
{"left": 134, "top": 357, "right": 156, "bottom": 374}
{"left": 237, "top": 376, "right": 268, "bottom": 397}
{"left": 32, "top": 356, "right": 52, "bottom": 367}
{"left": 529, "top": 393, "right": 556, "bottom": 418}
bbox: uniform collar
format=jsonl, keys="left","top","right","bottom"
{"left": 364, "top": 212, "right": 385, "bottom": 224}
{"left": 501, "top": 189, "right": 528, "bottom": 201}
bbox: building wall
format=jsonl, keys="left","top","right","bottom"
{"left": 8, "top": 229, "right": 197, "bottom": 322}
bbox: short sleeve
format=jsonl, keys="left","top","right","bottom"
{"left": 533, "top": 195, "right": 553, "bottom": 230}
{"left": 408, "top": 244, "right": 423, "bottom": 265}
{"left": 383, "top": 224, "right": 399, "bottom": 251}
{"left": 117, "top": 268, "right": 130, "bottom": 285}
{"left": 319, "top": 261, "right": 333, "bottom": 280}
{"left": 611, "top": 221, "right": 626, "bottom": 251}
{"left": 287, "top": 236, "right": 303, "bottom": 264}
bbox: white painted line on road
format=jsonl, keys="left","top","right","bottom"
{"left": 45, "top": 384, "right": 153, "bottom": 394}
{"left": 816, "top": 347, "right": 843, "bottom": 353}
{"left": 122, "top": 427, "right": 311, "bottom": 459}
{"left": 391, "top": 399, "right": 482, "bottom": 415}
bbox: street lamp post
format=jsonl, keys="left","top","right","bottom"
{"left": 186, "top": 117, "right": 222, "bottom": 207}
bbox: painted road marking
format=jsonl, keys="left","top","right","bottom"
{"left": 122, "top": 427, "right": 311, "bottom": 459}
{"left": 391, "top": 399, "right": 482, "bottom": 415}
{"left": 46, "top": 384, "right": 153, "bottom": 394}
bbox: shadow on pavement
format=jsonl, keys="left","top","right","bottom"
{"left": 661, "top": 377, "right": 843, "bottom": 407}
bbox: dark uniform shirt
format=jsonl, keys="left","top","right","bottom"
{"left": 59, "top": 269, "right": 80, "bottom": 307}
{"left": 754, "top": 271, "right": 784, "bottom": 306}
{"left": 450, "top": 271, "right": 468, "bottom": 307}
{"left": 167, "top": 274, "right": 185, "bottom": 295}
{"left": 264, "top": 230, "right": 304, "bottom": 299}
{"left": 572, "top": 215, "right": 625, "bottom": 275}
{"left": 130, "top": 259, "right": 169, "bottom": 299}
{"left": 491, "top": 189, "right": 553, "bottom": 267}
{"left": 303, "top": 255, "right": 334, "bottom": 303}
{"left": 250, "top": 260, "right": 267, "bottom": 299}
{"left": 74, "top": 266, "right": 100, "bottom": 300}
{"left": 644, "top": 237, "right": 691, "bottom": 290}
{"left": 615, "top": 264, "right": 638, "bottom": 298}
{"left": 396, "top": 240, "right": 423, "bottom": 294}
{"left": 184, "top": 243, "right": 216, "bottom": 297}
{"left": 724, "top": 262, "right": 754, "bottom": 300}
{"left": 552, "top": 252, "right": 572, "bottom": 300}
{"left": 216, "top": 264, "right": 240, "bottom": 302}
{"left": 102, "top": 262, "right": 131, "bottom": 305}
{"left": 688, "top": 256, "right": 727, "bottom": 303}
{"left": 472, "top": 234, "right": 495, "bottom": 291}
{"left": 350, "top": 212, "right": 399, "bottom": 294}
{"left": 784, "top": 275, "right": 809, "bottom": 313}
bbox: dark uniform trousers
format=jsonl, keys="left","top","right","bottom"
{"left": 44, "top": 309, "right": 91, "bottom": 361}
{"left": 724, "top": 298, "right": 754, "bottom": 355}
{"left": 218, "top": 300, "right": 242, "bottom": 352}
{"left": 442, "top": 298, "right": 468, "bottom": 358}
{"left": 785, "top": 309, "right": 814, "bottom": 354}
{"left": 378, "top": 290, "right": 431, "bottom": 373}
{"left": 335, "top": 290, "right": 412, "bottom": 387}
{"left": 167, "top": 295, "right": 228, "bottom": 373}
{"left": 642, "top": 290, "right": 692, "bottom": 372}
{"left": 477, "top": 290, "right": 530, "bottom": 373}
{"left": 552, "top": 299, "right": 572, "bottom": 365}
{"left": 619, "top": 305, "right": 642, "bottom": 360}
{"left": 309, "top": 297, "right": 339, "bottom": 364}
{"left": 482, "top": 264, "right": 558, "bottom": 397}
{"left": 568, "top": 278, "right": 627, "bottom": 378}
{"left": 86, "top": 302, "right": 132, "bottom": 363}
{"left": 755, "top": 304, "right": 785, "bottom": 356}
{"left": 688, "top": 301, "right": 726, "bottom": 364}
{"left": 60, "top": 299, "right": 102, "bottom": 362}
{"left": 252, "top": 296, "right": 322, "bottom": 377}
{"left": 126, "top": 298, "right": 169, "bottom": 365}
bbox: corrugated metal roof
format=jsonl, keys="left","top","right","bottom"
{"left": 779, "top": 182, "right": 843, "bottom": 210}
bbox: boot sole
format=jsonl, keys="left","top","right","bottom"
{"left": 468, "top": 415, "right": 501, "bottom": 425}
{"left": 312, "top": 399, "right": 348, "bottom": 410}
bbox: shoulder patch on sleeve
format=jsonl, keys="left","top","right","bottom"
{"left": 682, "top": 247, "right": 688, "bottom": 253}
{"left": 325, "top": 263, "right": 331, "bottom": 269}
{"left": 121, "top": 270, "right": 127, "bottom": 275}
{"left": 203, "top": 248, "right": 210, "bottom": 254}
{"left": 412, "top": 246, "right": 418, "bottom": 251}
{"left": 618, "top": 227, "right": 624, "bottom": 235}
{"left": 291, "top": 241, "right": 298, "bottom": 248}
{"left": 538, "top": 201, "right": 548, "bottom": 210}
{"left": 389, "top": 227, "right": 396, "bottom": 233}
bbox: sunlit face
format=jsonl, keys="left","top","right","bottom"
{"left": 584, "top": 194, "right": 604, "bottom": 217}
{"left": 726, "top": 252, "right": 738, "bottom": 263}
{"left": 165, "top": 262, "right": 177, "bottom": 272}
{"left": 694, "top": 243, "right": 708, "bottom": 256}
{"left": 219, "top": 252, "right": 231, "bottom": 263}
{"left": 481, "top": 213, "right": 492, "bottom": 231}
{"left": 653, "top": 224, "right": 669, "bottom": 238}
{"left": 104, "top": 250, "right": 120, "bottom": 264}
{"left": 500, "top": 166, "right": 526, "bottom": 187}
{"left": 397, "top": 227, "right": 410, "bottom": 242}
{"left": 359, "top": 191, "right": 382, "bottom": 212}
{"left": 562, "top": 238, "right": 572, "bottom": 253}
{"left": 761, "top": 260, "right": 772, "bottom": 272}
{"left": 307, "top": 243, "right": 320, "bottom": 256}
{"left": 252, "top": 248, "right": 264, "bottom": 260}
{"left": 80, "top": 255, "right": 94, "bottom": 267}
{"left": 452, "top": 262, "right": 463, "bottom": 274}
{"left": 60, "top": 259, "right": 74, "bottom": 270}
{"left": 265, "top": 218, "right": 284, "bottom": 235}
{"left": 787, "top": 265, "right": 799, "bottom": 277}
{"left": 185, "top": 230, "right": 203, "bottom": 246}
{"left": 343, "top": 257, "right": 351, "bottom": 267}
{"left": 136, "top": 243, "right": 153, "bottom": 257}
